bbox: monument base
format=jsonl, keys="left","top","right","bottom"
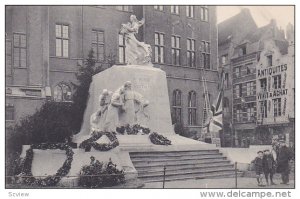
{"left": 20, "top": 135, "right": 216, "bottom": 187}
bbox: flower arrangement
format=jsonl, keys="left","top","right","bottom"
{"left": 149, "top": 132, "right": 172, "bottom": 145}
{"left": 79, "top": 131, "right": 119, "bottom": 151}
{"left": 78, "top": 156, "right": 125, "bottom": 188}
{"left": 116, "top": 124, "right": 151, "bottom": 135}
{"left": 18, "top": 143, "right": 74, "bottom": 187}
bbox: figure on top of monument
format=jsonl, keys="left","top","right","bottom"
{"left": 119, "top": 81, "right": 149, "bottom": 127}
{"left": 104, "top": 87, "right": 125, "bottom": 132}
{"left": 90, "top": 89, "right": 112, "bottom": 132}
{"left": 120, "top": 15, "right": 152, "bottom": 65}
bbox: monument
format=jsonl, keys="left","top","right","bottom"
{"left": 21, "top": 15, "right": 213, "bottom": 187}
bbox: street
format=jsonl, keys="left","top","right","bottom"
{"left": 143, "top": 177, "right": 295, "bottom": 189}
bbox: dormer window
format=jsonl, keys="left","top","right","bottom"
{"left": 239, "top": 46, "right": 246, "bottom": 56}
{"left": 267, "top": 55, "right": 272, "bottom": 67}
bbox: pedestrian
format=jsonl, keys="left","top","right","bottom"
{"left": 276, "top": 140, "right": 293, "bottom": 185}
{"left": 272, "top": 138, "right": 280, "bottom": 161}
{"left": 252, "top": 151, "right": 265, "bottom": 187}
{"left": 262, "top": 149, "right": 276, "bottom": 185}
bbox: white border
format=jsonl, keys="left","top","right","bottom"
{"left": 0, "top": 1, "right": 298, "bottom": 199}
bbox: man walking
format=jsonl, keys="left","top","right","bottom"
{"left": 262, "top": 149, "right": 276, "bottom": 185}
{"left": 276, "top": 140, "right": 293, "bottom": 185}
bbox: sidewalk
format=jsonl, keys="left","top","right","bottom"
{"left": 143, "top": 177, "right": 295, "bottom": 189}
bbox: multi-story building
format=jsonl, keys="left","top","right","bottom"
{"left": 218, "top": 8, "right": 257, "bottom": 146}
{"left": 218, "top": 9, "right": 294, "bottom": 147}
{"left": 256, "top": 31, "right": 294, "bottom": 146}
{"left": 5, "top": 5, "right": 219, "bottom": 135}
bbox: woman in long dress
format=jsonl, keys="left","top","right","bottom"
{"left": 120, "top": 15, "right": 152, "bottom": 65}
{"left": 90, "top": 89, "right": 111, "bottom": 132}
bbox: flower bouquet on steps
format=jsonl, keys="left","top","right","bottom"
{"left": 149, "top": 132, "right": 171, "bottom": 145}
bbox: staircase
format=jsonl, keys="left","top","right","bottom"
{"left": 129, "top": 149, "right": 242, "bottom": 183}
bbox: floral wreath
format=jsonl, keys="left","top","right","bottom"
{"left": 149, "top": 132, "right": 172, "bottom": 145}
{"left": 18, "top": 143, "right": 74, "bottom": 187}
{"left": 79, "top": 131, "right": 119, "bottom": 151}
{"left": 116, "top": 124, "right": 171, "bottom": 146}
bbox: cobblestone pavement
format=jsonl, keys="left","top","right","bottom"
{"left": 143, "top": 177, "right": 295, "bottom": 189}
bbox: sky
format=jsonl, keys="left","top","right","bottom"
{"left": 217, "top": 6, "right": 294, "bottom": 30}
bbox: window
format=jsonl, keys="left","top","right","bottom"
{"left": 233, "top": 66, "right": 241, "bottom": 78}
{"left": 188, "top": 91, "right": 197, "bottom": 125}
{"left": 200, "top": 6, "right": 209, "bottom": 21}
{"left": 119, "top": 33, "right": 126, "bottom": 63}
{"left": 246, "top": 81, "right": 255, "bottom": 96}
{"left": 56, "top": 24, "right": 69, "bottom": 57}
{"left": 234, "top": 84, "right": 242, "bottom": 98}
{"left": 260, "top": 78, "right": 267, "bottom": 91}
{"left": 186, "top": 6, "right": 194, "bottom": 18}
{"left": 221, "top": 54, "right": 228, "bottom": 66}
{"left": 171, "top": 5, "right": 179, "bottom": 14}
{"left": 259, "top": 100, "right": 267, "bottom": 118}
{"left": 53, "top": 83, "right": 72, "bottom": 102}
{"left": 92, "top": 30, "right": 104, "bottom": 61}
{"left": 187, "top": 39, "right": 195, "bottom": 67}
{"left": 200, "top": 41, "right": 210, "bottom": 69}
{"left": 171, "top": 35, "right": 181, "bottom": 65}
{"left": 5, "top": 104, "right": 14, "bottom": 121}
{"left": 273, "top": 98, "right": 281, "bottom": 117}
{"left": 240, "top": 46, "right": 247, "bottom": 56}
{"left": 224, "top": 73, "right": 229, "bottom": 89}
{"left": 235, "top": 105, "right": 243, "bottom": 122}
{"left": 246, "top": 62, "right": 255, "bottom": 74}
{"left": 154, "top": 32, "right": 164, "bottom": 63}
{"left": 273, "top": 75, "right": 281, "bottom": 89}
{"left": 172, "top": 89, "right": 182, "bottom": 123}
{"left": 116, "top": 6, "right": 132, "bottom": 12}
{"left": 6, "top": 40, "right": 12, "bottom": 75}
{"left": 267, "top": 55, "right": 273, "bottom": 67}
{"left": 246, "top": 103, "right": 255, "bottom": 122}
{"left": 154, "top": 5, "right": 164, "bottom": 11}
{"left": 13, "top": 33, "right": 27, "bottom": 67}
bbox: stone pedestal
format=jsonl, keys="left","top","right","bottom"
{"left": 74, "top": 65, "right": 174, "bottom": 142}
{"left": 21, "top": 64, "right": 217, "bottom": 188}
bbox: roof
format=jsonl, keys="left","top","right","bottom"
{"left": 218, "top": 8, "right": 257, "bottom": 45}
{"left": 242, "top": 23, "right": 272, "bottom": 43}
{"left": 274, "top": 40, "right": 289, "bottom": 55}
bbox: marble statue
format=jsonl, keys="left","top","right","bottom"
{"left": 90, "top": 81, "right": 150, "bottom": 133}
{"left": 119, "top": 81, "right": 149, "bottom": 127}
{"left": 90, "top": 89, "right": 112, "bottom": 132}
{"left": 103, "top": 87, "right": 125, "bottom": 132}
{"left": 120, "top": 15, "right": 152, "bottom": 66}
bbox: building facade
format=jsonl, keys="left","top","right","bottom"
{"left": 256, "top": 38, "right": 295, "bottom": 146}
{"left": 218, "top": 9, "right": 294, "bottom": 147}
{"left": 5, "top": 5, "right": 219, "bottom": 135}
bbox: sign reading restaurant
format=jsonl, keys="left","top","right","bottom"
{"left": 257, "top": 63, "right": 288, "bottom": 100}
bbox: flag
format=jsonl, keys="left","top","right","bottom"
{"left": 208, "top": 71, "right": 225, "bottom": 136}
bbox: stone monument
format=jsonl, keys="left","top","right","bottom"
{"left": 22, "top": 15, "right": 213, "bottom": 187}
{"left": 74, "top": 15, "right": 176, "bottom": 142}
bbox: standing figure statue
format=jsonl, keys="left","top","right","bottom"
{"left": 90, "top": 89, "right": 111, "bottom": 132}
{"left": 119, "top": 81, "right": 149, "bottom": 127}
{"left": 120, "top": 15, "right": 152, "bottom": 65}
{"left": 103, "top": 87, "right": 125, "bottom": 132}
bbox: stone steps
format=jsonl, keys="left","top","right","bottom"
{"left": 140, "top": 170, "right": 242, "bottom": 183}
{"left": 129, "top": 149, "right": 241, "bottom": 183}
{"left": 130, "top": 150, "right": 220, "bottom": 157}
{"left": 132, "top": 156, "right": 227, "bottom": 167}
{"left": 134, "top": 160, "right": 232, "bottom": 171}
{"left": 138, "top": 164, "right": 234, "bottom": 176}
